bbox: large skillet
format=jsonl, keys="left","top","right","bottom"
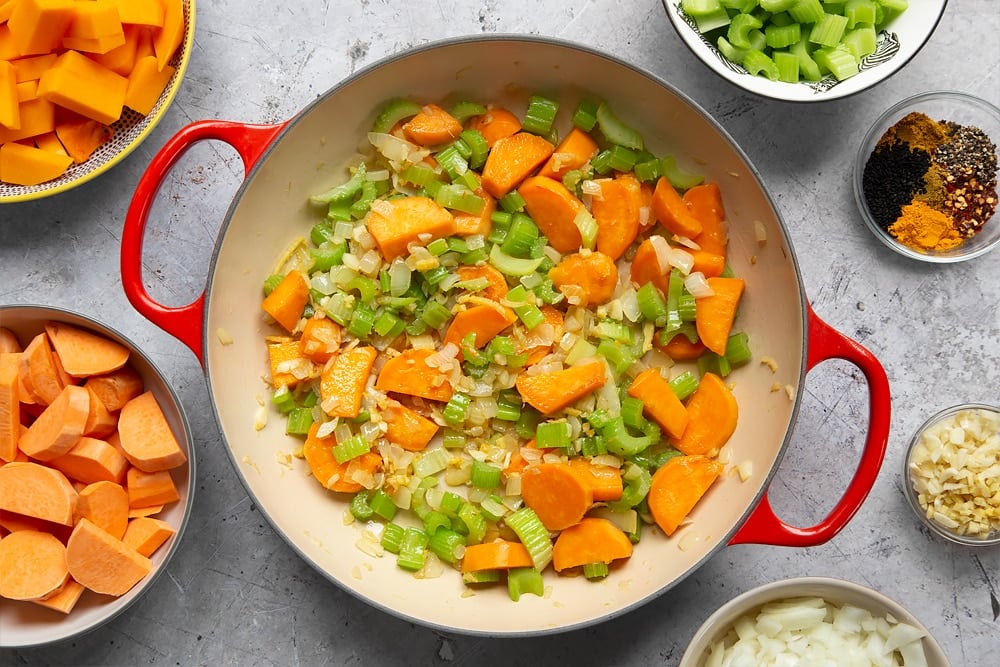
{"left": 120, "top": 36, "right": 891, "bottom": 635}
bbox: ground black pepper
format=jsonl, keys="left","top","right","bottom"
{"left": 862, "top": 140, "right": 932, "bottom": 230}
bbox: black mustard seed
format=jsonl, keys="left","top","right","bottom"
{"left": 862, "top": 140, "right": 932, "bottom": 230}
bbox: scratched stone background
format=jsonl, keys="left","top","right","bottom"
{"left": 1, "top": 2, "right": 998, "bottom": 665}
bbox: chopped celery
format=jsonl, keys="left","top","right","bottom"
{"left": 595, "top": 102, "right": 644, "bottom": 150}
{"left": 435, "top": 184, "right": 485, "bottom": 215}
{"left": 809, "top": 12, "right": 849, "bottom": 47}
{"left": 397, "top": 528, "right": 429, "bottom": 571}
{"left": 271, "top": 385, "right": 295, "bottom": 414}
{"left": 369, "top": 489, "right": 398, "bottom": 521}
{"left": 284, "top": 407, "right": 314, "bottom": 435}
{"left": 470, "top": 459, "right": 502, "bottom": 489}
{"left": 498, "top": 190, "right": 526, "bottom": 213}
{"left": 681, "top": 0, "right": 726, "bottom": 15}
{"left": 669, "top": 370, "right": 700, "bottom": 401}
{"left": 449, "top": 100, "right": 487, "bottom": 122}
{"left": 505, "top": 507, "right": 553, "bottom": 570}
{"left": 332, "top": 433, "right": 370, "bottom": 464}
{"left": 501, "top": 214, "right": 540, "bottom": 258}
{"left": 457, "top": 503, "right": 487, "bottom": 543}
{"left": 536, "top": 420, "right": 572, "bottom": 450}
{"left": 423, "top": 510, "right": 451, "bottom": 535}
{"left": 765, "top": 22, "right": 801, "bottom": 48}
{"left": 488, "top": 244, "right": 545, "bottom": 277}
{"left": 309, "top": 163, "right": 366, "bottom": 205}
{"left": 442, "top": 392, "right": 471, "bottom": 425}
{"left": 725, "top": 331, "right": 752, "bottom": 366}
{"left": 661, "top": 155, "right": 704, "bottom": 191}
{"left": 728, "top": 13, "right": 763, "bottom": 49}
{"left": 845, "top": 0, "right": 876, "bottom": 27}
{"left": 507, "top": 567, "right": 544, "bottom": 601}
{"left": 841, "top": 26, "right": 877, "bottom": 60}
{"left": 463, "top": 570, "right": 501, "bottom": 584}
{"left": 522, "top": 95, "right": 560, "bottom": 136}
{"left": 350, "top": 490, "right": 375, "bottom": 521}
{"left": 381, "top": 522, "right": 405, "bottom": 553}
{"left": 773, "top": 50, "right": 801, "bottom": 82}
{"left": 761, "top": 0, "right": 798, "bottom": 10}
{"left": 790, "top": 36, "right": 823, "bottom": 81}
{"left": 743, "top": 49, "right": 780, "bottom": 80}
{"left": 428, "top": 528, "right": 466, "bottom": 564}
{"left": 571, "top": 99, "right": 599, "bottom": 131}
{"left": 788, "top": 0, "right": 825, "bottom": 23}
{"left": 725, "top": 0, "right": 761, "bottom": 11}
{"left": 608, "top": 463, "right": 652, "bottom": 511}
{"left": 371, "top": 99, "right": 421, "bottom": 133}
{"left": 813, "top": 44, "right": 859, "bottom": 80}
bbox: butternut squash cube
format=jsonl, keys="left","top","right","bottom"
{"left": 34, "top": 131, "right": 69, "bottom": 157}
{"left": 0, "top": 61, "right": 17, "bottom": 130}
{"left": 0, "top": 97, "right": 56, "bottom": 143}
{"left": 16, "top": 80, "right": 38, "bottom": 102}
{"left": 90, "top": 24, "right": 143, "bottom": 76}
{"left": 116, "top": 0, "right": 165, "bottom": 27}
{"left": 62, "top": 33, "right": 128, "bottom": 55}
{"left": 67, "top": 0, "right": 124, "bottom": 40}
{"left": 152, "top": 0, "right": 183, "bottom": 71}
{"left": 0, "top": 142, "right": 73, "bottom": 186}
{"left": 55, "top": 117, "right": 112, "bottom": 163}
{"left": 37, "top": 50, "right": 127, "bottom": 125}
{"left": 0, "top": 25, "right": 19, "bottom": 61}
{"left": 7, "top": 0, "right": 77, "bottom": 57}
{"left": 124, "top": 55, "right": 173, "bottom": 115}
{"left": 11, "top": 54, "right": 58, "bottom": 84}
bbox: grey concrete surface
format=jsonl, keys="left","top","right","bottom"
{"left": 1, "top": 2, "right": 998, "bottom": 665}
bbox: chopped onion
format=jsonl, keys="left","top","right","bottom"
{"left": 638, "top": 205, "right": 651, "bottom": 227}
{"left": 673, "top": 234, "right": 701, "bottom": 250}
{"left": 684, "top": 271, "right": 714, "bottom": 298}
{"left": 581, "top": 179, "right": 603, "bottom": 197}
{"left": 649, "top": 234, "right": 672, "bottom": 273}
{"left": 754, "top": 219, "right": 768, "bottom": 244}
{"left": 667, "top": 247, "right": 694, "bottom": 274}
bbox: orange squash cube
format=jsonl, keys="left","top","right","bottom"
{"left": 37, "top": 50, "right": 127, "bottom": 125}
{"left": 7, "top": 0, "right": 77, "bottom": 57}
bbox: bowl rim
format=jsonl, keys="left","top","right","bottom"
{"left": 661, "top": 0, "right": 949, "bottom": 103}
{"left": 0, "top": 304, "right": 197, "bottom": 649}
{"left": 902, "top": 402, "right": 1000, "bottom": 546}
{"left": 852, "top": 89, "right": 1000, "bottom": 263}
{"left": 678, "top": 576, "right": 951, "bottom": 667}
{"left": 0, "top": 0, "right": 198, "bottom": 204}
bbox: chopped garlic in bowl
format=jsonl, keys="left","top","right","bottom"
{"left": 903, "top": 404, "right": 1000, "bottom": 546}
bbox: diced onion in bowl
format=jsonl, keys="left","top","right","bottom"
{"left": 684, "top": 272, "right": 714, "bottom": 298}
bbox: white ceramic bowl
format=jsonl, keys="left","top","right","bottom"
{"left": 0, "top": 305, "right": 195, "bottom": 648}
{"left": 679, "top": 577, "right": 950, "bottom": 667}
{"left": 903, "top": 403, "right": 1000, "bottom": 546}
{"left": 662, "top": 0, "right": 947, "bottom": 102}
{"left": 853, "top": 91, "right": 1000, "bottom": 262}
{"left": 0, "top": 1, "right": 196, "bottom": 203}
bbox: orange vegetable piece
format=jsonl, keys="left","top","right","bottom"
{"left": 456, "top": 263, "right": 508, "bottom": 301}
{"left": 117, "top": 390, "right": 187, "bottom": 472}
{"left": 467, "top": 107, "right": 521, "bottom": 148}
{"left": 124, "top": 54, "right": 174, "bottom": 115}
{"left": 537, "top": 127, "right": 599, "bottom": 181}
{"left": 460, "top": 539, "right": 533, "bottom": 573}
{"left": 548, "top": 250, "right": 618, "bottom": 305}
{"left": 0, "top": 529, "right": 69, "bottom": 601}
{"left": 0, "top": 328, "right": 20, "bottom": 354}
{"left": 401, "top": 103, "right": 463, "bottom": 146}
{"left": 49, "top": 436, "right": 128, "bottom": 485}
{"left": 567, "top": 458, "right": 623, "bottom": 502}
{"left": 672, "top": 372, "right": 738, "bottom": 456}
{"left": 32, "top": 578, "right": 85, "bottom": 614}
{"left": 519, "top": 462, "right": 594, "bottom": 531}
{"left": 442, "top": 303, "right": 518, "bottom": 353}
{"left": 301, "top": 422, "right": 381, "bottom": 493}
{"left": 126, "top": 467, "right": 179, "bottom": 508}
{"left": 84, "top": 365, "right": 144, "bottom": 412}
{"left": 151, "top": 0, "right": 183, "bottom": 72}
{"left": 656, "top": 332, "right": 707, "bottom": 361}
{"left": 0, "top": 461, "right": 78, "bottom": 526}
{"left": 66, "top": 0, "right": 123, "bottom": 40}
{"left": 0, "top": 61, "right": 18, "bottom": 129}
{"left": 266, "top": 336, "right": 305, "bottom": 389}
{"left": 19, "top": 331, "right": 67, "bottom": 405}
{"left": 54, "top": 116, "right": 112, "bottom": 163}
{"left": 453, "top": 187, "right": 495, "bottom": 237}
{"left": 375, "top": 348, "right": 453, "bottom": 402}
{"left": 552, "top": 517, "right": 633, "bottom": 572}
{"left": 689, "top": 249, "right": 726, "bottom": 278}
{"left": 91, "top": 23, "right": 142, "bottom": 76}
{"left": 0, "top": 352, "right": 19, "bottom": 461}
{"left": 648, "top": 455, "right": 723, "bottom": 536}
{"left": 19, "top": 384, "right": 90, "bottom": 461}
{"left": 6, "top": 0, "right": 76, "bottom": 57}
{"left": 481, "top": 132, "right": 554, "bottom": 198}
{"left": 10, "top": 53, "right": 58, "bottom": 83}
{"left": 627, "top": 368, "right": 689, "bottom": 440}
{"left": 37, "top": 49, "right": 128, "bottom": 125}
{"left": 66, "top": 517, "right": 152, "bottom": 596}
{"left": 517, "top": 175, "right": 585, "bottom": 253}
{"left": 0, "top": 96, "right": 56, "bottom": 144}
{"left": 366, "top": 196, "right": 457, "bottom": 262}
{"left": 695, "top": 276, "right": 745, "bottom": 355}
{"left": 685, "top": 182, "right": 728, "bottom": 258}
{"left": 45, "top": 320, "right": 130, "bottom": 377}
{"left": 0, "top": 141, "right": 72, "bottom": 185}
{"left": 116, "top": 0, "right": 166, "bottom": 27}
{"left": 521, "top": 304, "right": 564, "bottom": 365}
{"left": 83, "top": 385, "right": 117, "bottom": 438}
{"left": 261, "top": 270, "right": 310, "bottom": 332}
{"left": 76, "top": 480, "right": 129, "bottom": 540}
{"left": 515, "top": 360, "right": 606, "bottom": 415}
{"left": 121, "top": 516, "right": 174, "bottom": 557}
{"left": 382, "top": 402, "right": 439, "bottom": 452}
{"left": 651, "top": 176, "right": 703, "bottom": 239}
{"left": 319, "top": 345, "right": 377, "bottom": 418}
{"left": 298, "top": 315, "right": 342, "bottom": 364}
{"left": 61, "top": 32, "right": 127, "bottom": 55}
{"left": 592, "top": 173, "right": 642, "bottom": 260}
{"left": 127, "top": 504, "right": 163, "bottom": 519}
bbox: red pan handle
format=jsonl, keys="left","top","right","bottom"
{"left": 729, "top": 302, "right": 890, "bottom": 547}
{"left": 121, "top": 120, "right": 288, "bottom": 364}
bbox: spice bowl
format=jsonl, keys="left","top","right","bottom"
{"left": 903, "top": 403, "right": 1000, "bottom": 547}
{"left": 853, "top": 91, "right": 1000, "bottom": 263}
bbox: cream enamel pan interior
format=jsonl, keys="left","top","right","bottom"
{"left": 121, "top": 37, "right": 889, "bottom": 635}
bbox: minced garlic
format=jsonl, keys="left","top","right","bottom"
{"left": 907, "top": 407, "right": 1000, "bottom": 539}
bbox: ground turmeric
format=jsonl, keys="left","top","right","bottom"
{"left": 888, "top": 200, "right": 963, "bottom": 251}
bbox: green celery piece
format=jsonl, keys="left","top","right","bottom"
{"left": 841, "top": 26, "right": 877, "bottom": 60}
{"left": 693, "top": 6, "right": 733, "bottom": 33}
{"left": 488, "top": 245, "right": 544, "bottom": 277}
{"left": 449, "top": 100, "right": 487, "bottom": 122}
{"left": 309, "top": 163, "right": 366, "bottom": 205}
{"left": 661, "top": 155, "right": 703, "bottom": 190}
{"left": 371, "top": 99, "right": 421, "bottom": 133}
{"left": 809, "top": 12, "right": 849, "bottom": 47}
{"left": 788, "top": 0, "right": 825, "bottom": 23}
{"left": 875, "top": 0, "right": 907, "bottom": 26}
{"left": 747, "top": 28, "right": 767, "bottom": 52}
{"left": 760, "top": 0, "right": 797, "bottom": 10}
{"left": 845, "top": 0, "right": 876, "bottom": 28}
{"left": 717, "top": 35, "right": 749, "bottom": 64}
{"left": 595, "top": 102, "right": 643, "bottom": 150}
{"left": 773, "top": 50, "right": 801, "bottom": 82}
{"left": 681, "top": 0, "right": 725, "bottom": 16}
{"left": 790, "top": 36, "right": 823, "bottom": 81}
{"left": 583, "top": 562, "right": 610, "bottom": 580}
{"left": 505, "top": 507, "right": 553, "bottom": 570}
{"left": 744, "top": 50, "right": 780, "bottom": 80}
{"left": 722, "top": 0, "right": 759, "bottom": 11}
{"left": 813, "top": 44, "right": 859, "bottom": 80}
{"left": 765, "top": 22, "right": 801, "bottom": 48}
{"left": 507, "top": 567, "right": 544, "bottom": 601}
{"left": 728, "top": 13, "right": 763, "bottom": 49}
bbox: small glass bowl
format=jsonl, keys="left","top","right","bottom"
{"left": 853, "top": 91, "right": 1000, "bottom": 263}
{"left": 903, "top": 403, "right": 1000, "bottom": 546}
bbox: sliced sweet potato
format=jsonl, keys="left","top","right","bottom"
{"left": 75, "top": 480, "right": 130, "bottom": 540}
{"left": 0, "top": 529, "right": 69, "bottom": 601}
{"left": 66, "top": 517, "right": 152, "bottom": 596}
{"left": 18, "top": 384, "right": 90, "bottom": 461}
{"left": 0, "top": 461, "right": 79, "bottom": 526}
{"left": 121, "top": 516, "right": 175, "bottom": 557}
{"left": 117, "top": 390, "right": 186, "bottom": 472}
{"left": 45, "top": 320, "right": 130, "bottom": 377}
